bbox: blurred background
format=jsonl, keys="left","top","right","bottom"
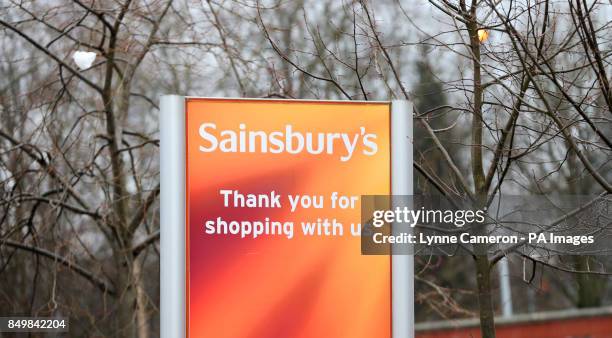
{"left": 1, "top": 0, "right": 611, "bottom": 337}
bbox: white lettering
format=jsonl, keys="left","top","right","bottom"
{"left": 198, "top": 123, "right": 379, "bottom": 161}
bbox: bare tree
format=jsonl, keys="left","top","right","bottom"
{"left": 0, "top": 0, "right": 208, "bottom": 336}
{"left": 1, "top": 0, "right": 611, "bottom": 337}
{"left": 246, "top": 0, "right": 612, "bottom": 336}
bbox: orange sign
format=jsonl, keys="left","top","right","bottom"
{"left": 185, "top": 98, "right": 392, "bottom": 338}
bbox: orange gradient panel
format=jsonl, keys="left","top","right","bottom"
{"left": 186, "top": 98, "right": 391, "bottom": 338}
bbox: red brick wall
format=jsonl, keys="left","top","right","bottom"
{"left": 417, "top": 315, "right": 612, "bottom": 338}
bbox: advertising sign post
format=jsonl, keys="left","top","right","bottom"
{"left": 160, "top": 96, "right": 413, "bottom": 338}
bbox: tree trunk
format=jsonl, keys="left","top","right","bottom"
{"left": 134, "top": 257, "right": 150, "bottom": 338}
{"left": 116, "top": 255, "right": 137, "bottom": 338}
{"left": 466, "top": 9, "right": 497, "bottom": 336}
{"left": 475, "top": 254, "right": 496, "bottom": 338}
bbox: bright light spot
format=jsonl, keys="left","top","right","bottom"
{"left": 477, "top": 29, "right": 490, "bottom": 43}
{"left": 73, "top": 51, "right": 96, "bottom": 70}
